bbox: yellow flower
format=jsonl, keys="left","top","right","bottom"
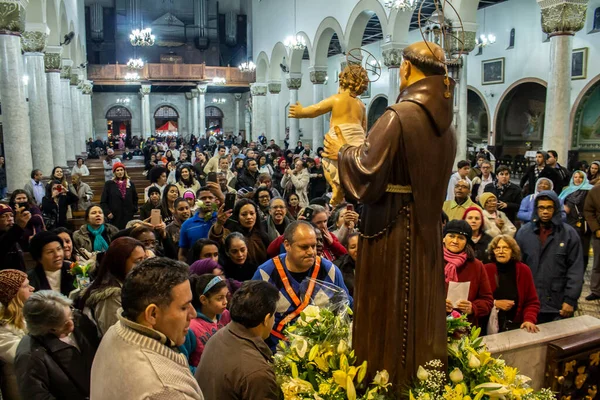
{"left": 468, "top": 353, "right": 481, "bottom": 369}
{"left": 417, "top": 366, "right": 430, "bottom": 381}
{"left": 373, "top": 370, "right": 391, "bottom": 388}
{"left": 281, "top": 378, "right": 315, "bottom": 400}
{"left": 318, "top": 382, "right": 332, "bottom": 395}
{"left": 337, "top": 339, "right": 349, "bottom": 354}
{"left": 308, "top": 345, "right": 319, "bottom": 361}
{"left": 450, "top": 368, "right": 464, "bottom": 383}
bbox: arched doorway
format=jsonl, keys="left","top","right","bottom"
{"left": 572, "top": 77, "right": 600, "bottom": 160}
{"left": 154, "top": 105, "right": 179, "bottom": 136}
{"left": 495, "top": 82, "right": 547, "bottom": 158}
{"left": 106, "top": 106, "right": 132, "bottom": 143}
{"left": 205, "top": 106, "right": 224, "bottom": 136}
{"left": 367, "top": 96, "right": 388, "bottom": 130}
{"left": 467, "top": 89, "right": 489, "bottom": 142}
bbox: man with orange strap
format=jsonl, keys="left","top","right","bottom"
{"left": 252, "top": 220, "right": 352, "bottom": 349}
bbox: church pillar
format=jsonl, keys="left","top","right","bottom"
{"left": 140, "top": 84, "right": 151, "bottom": 138}
{"left": 0, "top": 1, "right": 32, "bottom": 190}
{"left": 45, "top": 46, "right": 67, "bottom": 167}
{"left": 382, "top": 44, "right": 405, "bottom": 105}
{"left": 185, "top": 92, "right": 193, "bottom": 138}
{"left": 191, "top": 89, "right": 199, "bottom": 137}
{"left": 198, "top": 84, "right": 207, "bottom": 137}
{"left": 286, "top": 74, "right": 302, "bottom": 147}
{"left": 234, "top": 93, "right": 242, "bottom": 138}
{"left": 70, "top": 74, "right": 83, "bottom": 155}
{"left": 309, "top": 68, "right": 327, "bottom": 151}
{"left": 81, "top": 81, "right": 94, "bottom": 143}
{"left": 250, "top": 82, "right": 267, "bottom": 143}
{"left": 538, "top": 0, "right": 587, "bottom": 162}
{"left": 267, "top": 81, "right": 281, "bottom": 144}
{"left": 23, "top": 28, "right": 54, "bottom": 172}
{"left": 60, "top": 60, "right": 75, "bottom": 161}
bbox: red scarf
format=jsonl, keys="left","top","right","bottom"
{"left": 115, "top": 178, "right": 127, "bottom": 199}
{"left": 443, "top": 247, "right": 467, "bottom": 283}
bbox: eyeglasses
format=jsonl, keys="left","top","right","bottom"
{"left": 493, "top": 246, "right": 511, "bottom": 253}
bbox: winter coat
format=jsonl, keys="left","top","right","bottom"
{"left": 100, "top": 179, "right": 138, "bottom": 230}
{"left": 41, "top": 191, "right": 79, "bottom": 229}
{"left": 0, "top": 322, "right": 26, "bottom": 400}
{"left": 28, "top": 262, "right": 76, "bottom": 297}
{"left": 262, "top": 215, "right": 292, "bottom": 243}
{"left": 73, "top": 223, "right": 119, "bottom": 253}
{"left": 584, "top": 184, "right": 600, "bottom": 234}
{"left": 83, "top": 284, "right": 122, "bottom": 336}
{"left": 236, "top": 169, "right": 260, "bottom": 190}
{"left": 0, "top": 225, "right": 26, "bottom": 271}
{"left": 281, "top": 169, "right": 310, "bottom": 208}
{"left": 14, "top": 311, "right": 99, "bottom": 400}
{"left": 483, "top": 182, "right": 523, "bottom": 222}
{"left": 515, "top": 190, "right": 585, "bottom": 314}
{"left": 0, "top": 166, "right": 6, "bottom": 188}
{"left": 69, "top": 182, "right": 94, "bottom": 211}
{"left": 520, "top": 165, "right": 562, "bottom": 196}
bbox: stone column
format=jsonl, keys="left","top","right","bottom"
{"left": 23, "top": 29, "right": 54, "bottom": 172}
{"left": 60, "top": 61, "right": 75, "bottom": 161}
{"left": 268, "top": 81, "right": 281, "bottom": 144}
{"left": 198, "top": 84, "right": 207, "bottom": 137}
{"left": 185, "top": 92, "right": 193, "bottom": 138}
{"left": 70, "top": 74, "right": 83, "bottom": 156}
{"left": 81, "top": 81, "right": 94, "bottom": 143}
{"left": 309, "top": 68, "right": 327, "bottom": 150}
{"left": 140, "top": 84, "right": 151, "bottom": 138}
{"left": 191, "top": 89, "right": 199, "bottom": 137}
{"left": 382, "top": 45, "right": 404, "bottom": 105}
{"left": 45, "top": 46, "right": 66, "bottom": 166}
{"left": 250, "top": 83, "right": 267, "bottom": 143}
{"left": 538, "top": 0, "right": 587, "bottom": 161}
{"left": 234, "top": 93, "right": 242, "bottom": 137}
{"left": 0, "top": 2, "right": 33, "bottom": 190}
{"left": 245, "top": 100, "right": 251, "bottom": 142}
{"left": 286, "top": 74, "right": 302, "bottom": 147}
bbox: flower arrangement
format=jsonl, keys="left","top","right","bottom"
{"left": 274, "top": 305, "right": 393, "bottom": 400}
{"left": 410, "top": 313, "right": 554, "bottom": 400}
{"left": 194, "top": 199, "right": 219, "bottom": 221}
{"left": 69, "top": 259, "right": 95, "bottom": 289}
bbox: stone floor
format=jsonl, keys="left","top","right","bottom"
{"left": 576, "top": 267, "right": 600, "bottom": 319}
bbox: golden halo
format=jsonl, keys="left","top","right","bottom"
{"left": 345, "top": 48, "right": 382, "bottom": 84}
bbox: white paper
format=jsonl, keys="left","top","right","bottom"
{"left": 447, "top": 281, "right": 471, "bottom": 308}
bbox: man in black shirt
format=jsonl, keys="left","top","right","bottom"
{"left": 520, "top": 151, "right": 562, "bottom": 195}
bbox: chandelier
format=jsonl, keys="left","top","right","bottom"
{"left": 212, "top": 98, "right": 226, "bottom": 104}
{"left": 130, "top": 28, "right": 155, "bottom": 46}
{"left": 127, "top": 58, "right": 144, "bottom": 69}
{"left": 124, "top": 72, "right": 140, "bottom": 81}
{"left": 284, "top": 35, "right": 306, "bottom": 51}
{"left": 116, "top": 98, "right": 131, "bottom": 104}
{"left": 383, "top": 0, "right": 418, "bottom": 11}
{"left": 476, "top": 33, "right": 496, "bottom": 48}
{"left": 238, "top": 61, "right": 256, "bottom": 73}
{"left": 212, "top": 77, "right": 226, "bottom": 85}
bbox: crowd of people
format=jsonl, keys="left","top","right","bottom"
{"left": 0, "top": 135, "right": 596, "bottom": 399}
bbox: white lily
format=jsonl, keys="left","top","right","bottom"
{"left": 417, "top": 366, "right": 429, "bottom": 381}
{"left": 449, "top": 368, "right": 464, "bottom": 383}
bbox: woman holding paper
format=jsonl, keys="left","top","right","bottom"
{"left": 484, "top": 235, "right": 540, "bottom": 334}
{"left": 443, "top": 220, "right": 494, "bottom": 327}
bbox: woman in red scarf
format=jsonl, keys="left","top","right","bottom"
{"left": 100, "top": 163, "right": 139, "bottom": 229}
{"left": 443, "top": 219, "right": 494, "bottom": 327}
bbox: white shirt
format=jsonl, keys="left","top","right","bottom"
{"left": 477, "top": 173, "right": 494, "bottom": 200}
{"left": 446, "top": 172, "right": 472, "bottom": 201}
{"left": 45, "top": 269, "right": 62, "bottom": 293}
{"left": 71, "top": 165, "right": 90, "bottom": 176}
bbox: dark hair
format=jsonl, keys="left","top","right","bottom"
{"left": 174, "top": 197, "right": 188, "bottom": 210}
{"left": 176, "top": 165, "right": 196, "bottom": 186}
{"left": 9, "top": 190, "right": 34, "bottom": 209}
{"left": 234, "top": 158, "right": 244, "bottom": 169}
{"left": 149, "top": 166, "right": 168, "bottom": 184}
{"left": 496, "top": 166, "right": 511, "bottom": 175}
{"left": 77, "top": 157, "right": 84, "bottom": 164}
{"left": 29, "top": 232, "right": 63, "bottom": 261}
{"left": 130, "top": 225, "right": 155, "bottom": 241}
{"left": 402, "top": 47, "right": 446, "bottom": 76}
{"left": 548, "top": 150, "right": 558, "bottom": 159}
{"left": 30, "top": 169, "right": 41, "bottom": 179}
{"left": 50, "top": 166, "right": 64, "bottom": 180}
{"left": 232, "top": 198, "right": 258, "bottom": 223}
{"left": 285, "top": 191, "right": 299, "bottom": 204}
{"left": 229, "top": 281, "right": 279, "bottom": 328}
{"left": 536, "top": 151, "right": 548, "bottom": 161}
{"left": 457, "top": 160, "right": 470, "bottom": 169}
{"left": 219, "top": 156, "right": 229, "bottom": 163}
{"left": 161, "top": 184, "right": 180, "bottom": 217}
{"left": 79, "top": 237, "right": 145, "bottom": 307}
{"left": 224, "top": 232, "right": 247, "bottom": 252}
{"left": 254, "top": 188, "right": 271, "bottom": 204}
{"left": 245, "top": 158, "right": 257, "bottom": 168}
{"left": 52, "top": 227, "right": 73, "bottom": 239}
{"left": 196, "top": 186, "right": 212, "bottom": 198}
{"left": 441, "top": 211, "right": 449, "bottom": 225}
{"left": 121, "top": 257, "right": 190, "bottom": 321}
{"left": 190, "top": 238, "right": 220, "bottom": 262}
{"left": 218, "top": 145, "right": 226, "bottom": 152}
{"left": 190, "top": 274, "right": 227, "bottom": 310}
{"left": 283, "top": 220, "right": 314, "bottom": 244}
{"left": 84, "top": 204, "right": 103, "bottom": 224}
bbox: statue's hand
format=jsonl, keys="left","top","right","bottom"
{"left": 288, "top": 101, "right": 303, "bottom": 118}
{"left": 322, "top": 126, "right": 347, "bottom": 161}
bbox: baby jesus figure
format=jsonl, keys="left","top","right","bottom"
{"left": 289, "top": 64, "right": 369, "bottom": 205}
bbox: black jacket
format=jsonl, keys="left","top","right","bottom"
{"left": 42, "top": 191, "right": 79, "bottom": 229}
{"left": 28, "top": 261, "right": 76, "bottom": 297}
{"left": 483, "top": 182, "right": 523, "bottom": 223}
{"left": 309, "top": 166, "right": 327, "bottom": 199}
{"left": 100, "top": 179, "right": 138, "bottom": 230}
{"left": 0, "top": 225, "right": 26, "bottom": 271}
{"left": 15, "top": 311, "right": 99, "bottom": 400}
{"left": 236, "top": 170, "right": 259, "bottom": 190}
{"left": 139, "top": 200, "right": 161, "bottom": 221}
{"left": 520, "top": 165, "right": 562, "bottom": 196}
{"left": 334, "top": 254, "right": 356, "bottom": 297}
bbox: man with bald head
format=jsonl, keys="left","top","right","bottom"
{"left": 252, "top": 220, "right": 352, "bottom": 350}
{"left": 324, "top": 41, "right": 456, "bottom": 387}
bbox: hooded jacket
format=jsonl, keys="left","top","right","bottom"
{"left": 515, "top": 190, "right": 584, "bottom": 314}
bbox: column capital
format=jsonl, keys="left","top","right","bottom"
{"left": 0, "top": 0, "right": 26, "bottom": 35}
{"left": 70, "top": 73, "right": 80, "bottom": 86}
{"left": 250, "top": 83, "right": 268, "bottom": 96}
{"left": 234, "top": 93, "right": 243, "bottom": 101}
{"left": 44, "top": 45, "right": 62, "bottom": 72}
{"left": 21, "top": 30, "right": 47, "bottom": 53}
{"left": 185, "top": 92, "right": 193, "bottom": 100}
{"left": 81, "top": 80, "right": 93, "bottom": 95}
{"left": 197, "top": 84, "right": 208, "bottom": 94}
{"left": 140, "top": 84, "right": 151, "bottom": 96}
{"left": 286, "top": 73, "right": 302, "bottom": 90}
{"left": 60, "top": 59, "right": 72, "bottom": 80}
{"left": 537, "top": 0, "right": 588, "bottom": 36}
{"left": 267, "top": 81, "right": 281, "bottom": 94}
{"left": 309, "top": 67, "right": 327, "bottom": 84}
{"left": 381, "top": 44, "right": 405, "bottom": 69}
{"left": 191, "top": 89, "right": 199, "bottom": 98}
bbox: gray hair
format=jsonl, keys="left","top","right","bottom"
{"left": 270, "top": 197, "right": 285, "bottom": 206}
{"left": 23, "top": 291, "right": 72, "bottom": 337}
{"left": 309, "top": 205, "right": 326, "bottom": 217}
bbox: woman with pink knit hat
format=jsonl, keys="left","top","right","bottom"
{"left": 0, "top": 269, "right": 34, "bottom": 399}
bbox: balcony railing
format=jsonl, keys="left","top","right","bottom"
{"left": 87, "top": 64, "right": 255, "bottom": 86}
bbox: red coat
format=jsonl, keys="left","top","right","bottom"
{"left": 446, "top": 259, "right": 494, "bottom": 327}
{"left": 484, "top": 262, "right": 540, "bottom": 324}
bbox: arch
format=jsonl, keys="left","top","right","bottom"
{"left": 255, "top": 51, "right": 269, "bottom": 83}
{"left": 493, "top": 79, "right": 547, "bottom": 157}
{"left": 344, "top": 0, "right": 389, "bottom": 50}
{"left": 46, "top": 0, "right": 60, "bottom": 45}
{"left": 312, "top": 17, "right": 346, "bottom": 67}
{"left": 594, "top": 7, "right": 600, "bottom": 30}
{"left": 467, "top": 85, "right": 491, "bottom": 141}
{"left": 106, "top": 105, "right": 133, "bottom": 120}
{"left": 508, "top": 28, "right": 515, "bottom": 48}
{"left": 154, "top": 105, "right": 179, "bottom": 118}
{"left": 269, "top": 42, "right": 288, "bottom": 81}
{"left": 367, "top": 95, "right": 388, "bottom": 129}
{"left": 467, "top": 87, "right": 490, "bottom": 141}
{"left": 205, "top": 106, "right": 224, "bottom": 118}
{"left": 106, "top": 105, "right": 133, "bottom": 141}
{"left": 205, "top": 106, "right": 224, "bottom": 133}
{"left": 570, "top": 73, "right": 600, "bottom": 150}
{"left": 288, "top": 31, "right": 312, "bottom": 74}
{"left": 388, "top": 7, "right": 413, "bottom": 45}
{"left": 59, "top": 2, "right": 70, "bottom": 59}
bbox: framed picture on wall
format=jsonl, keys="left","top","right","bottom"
{"left": 482, "top": 58, "right": 505, "bottom": 85}
{"left": 360, "top": 82, "right": 371, "bottom": 98}
{"left": 571, "top": 47, "right": 588, "bottom": 80}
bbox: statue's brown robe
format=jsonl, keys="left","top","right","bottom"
{"left": 338, "top": 75, "right": 457, "bottom": 388}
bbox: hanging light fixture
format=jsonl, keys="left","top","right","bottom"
{"left": 127, "top": 58, "right": 144, "bottom": 69}
{"left": 212, "top": 98, "right": 226, "bottom": 104}
{"left": 475, "top": 9, "right": 496, "bottom": 48}
{"left": 383, "top": 0, "right": 419, "bottom": 12}
{"left": 212, "top": 77, "right": 226, "bottom": 85}
{"left": 238, "top": 60, "right": 256, "bottom": 73}
{"left": 130, "top": 28, "right": 155, "bottom": 46}
{"left": 284, "top": 0, "right": 306, "bottom": 52}
{"left": 124, "top": 72, "right": 140, "bottom": 81}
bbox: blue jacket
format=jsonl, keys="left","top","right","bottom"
{"left": 518, "top": 194, "right": 566, "bottom": 223}
{"left": 515, "top": 191, "right": 584, "bottom": 314}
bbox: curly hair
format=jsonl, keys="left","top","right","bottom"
{"left": 487, "top": 234, "right": 522, "bottom": 263}
{"left": 339, "top": 64, "right": 369, "bottom": 98}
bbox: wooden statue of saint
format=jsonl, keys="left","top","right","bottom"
{"left": 323, "top": 41, "right": 457, "bottom": 388}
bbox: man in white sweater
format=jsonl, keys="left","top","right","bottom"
{"left": 90, "top": 258, "right": 203, "bottom": 400}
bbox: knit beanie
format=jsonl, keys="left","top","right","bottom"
{"left": 0, "top": 269, "right": 27, "bottom": 305}
{"left": 29, "top": 231, "right": 64, "bottom": 261}
{"left": 443, "top": 219, "right": 472, "bottom": 239}
{"left": 190, "top": 259, "right": 223, "bottom": 276}
{"left": 112, "top": 162, "right": 126, "bottom": 173}
{"left": 479, "top": 192, "right": 497, "bottom": 208}
{"left": 147, "top": 186, "right": 161, "bottom": 197}
{"left": 0, "top": 204, "right": 13, "bottom": 217}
